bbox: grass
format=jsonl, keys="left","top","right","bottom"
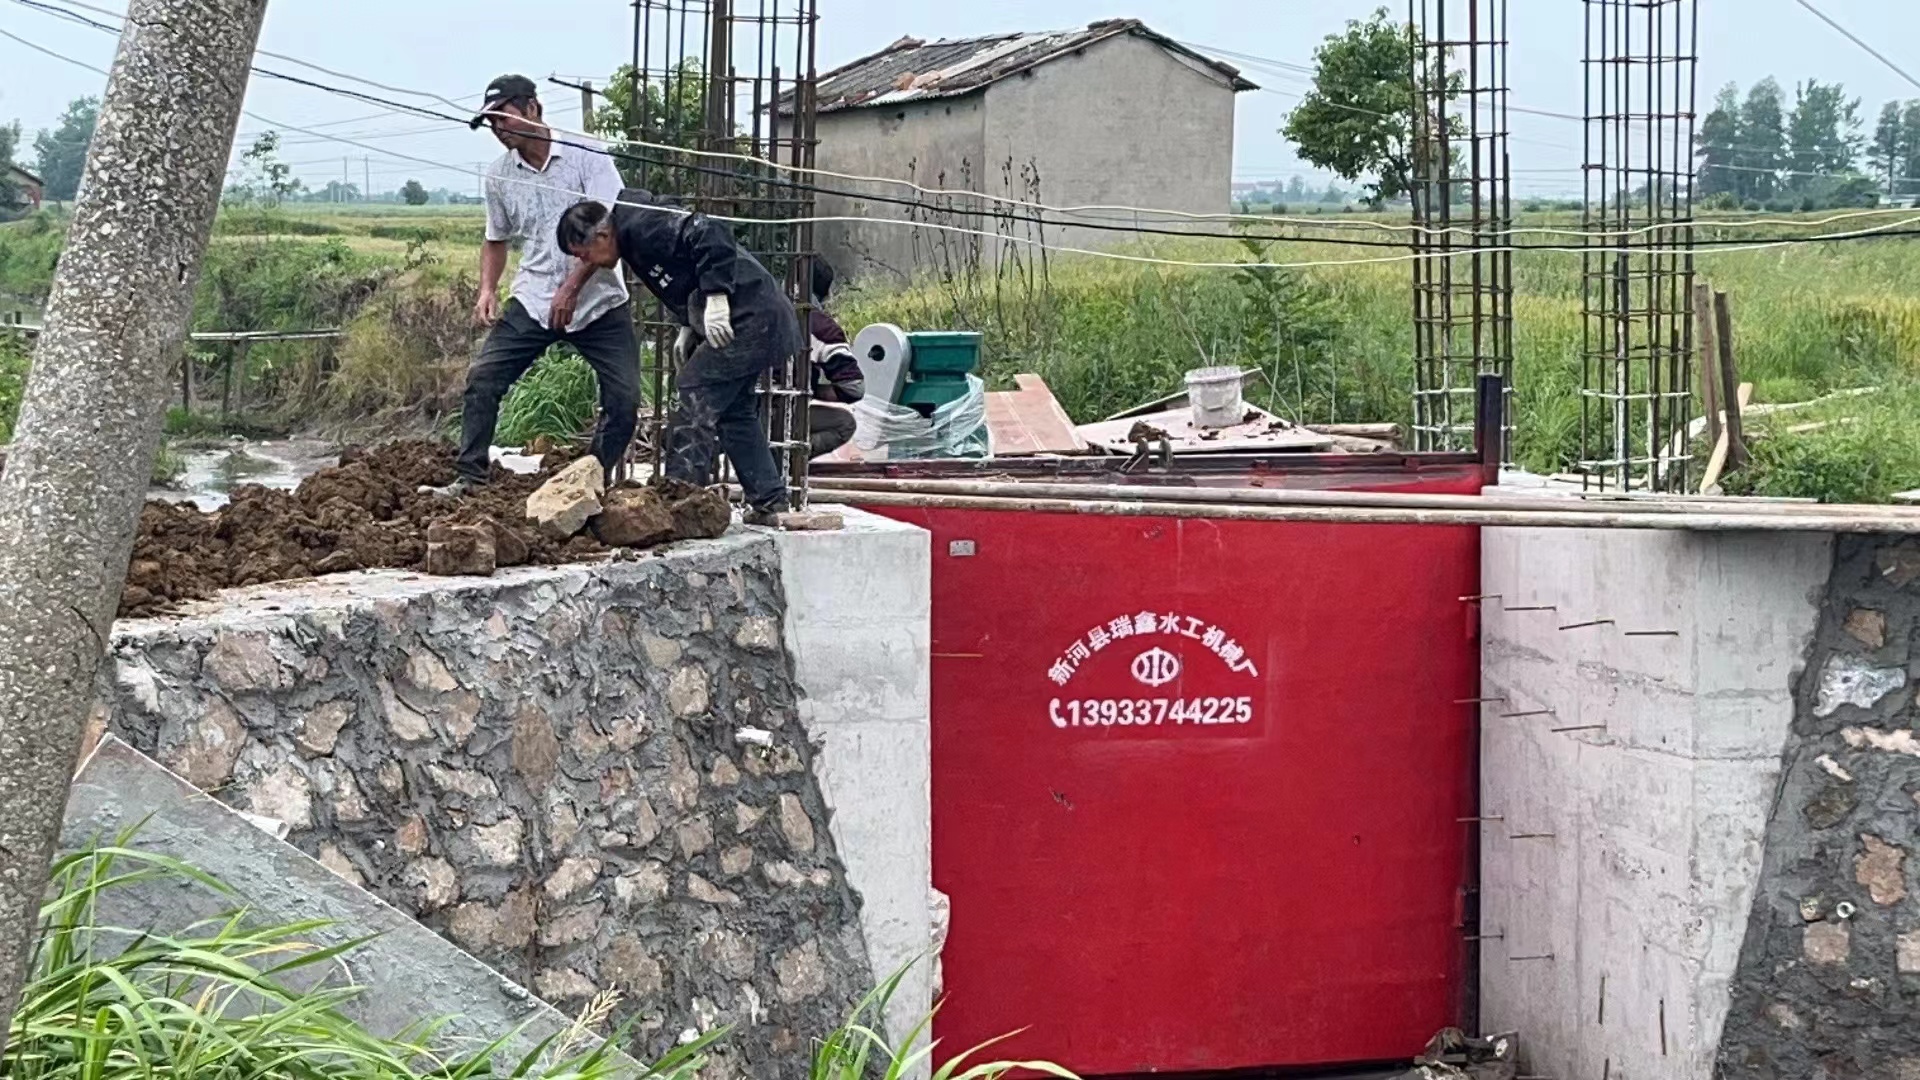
{"left": 9, "top": 839, "right": 713, "bottom": 1080}
{"left": 10, "top": 838, "right": 1074, "bottom": 1080}
{"left": 4, "top": 205, "right": 1919, "bottom": 500}
{"left": 496, "top": 347, "right": 599, "bottom": 448}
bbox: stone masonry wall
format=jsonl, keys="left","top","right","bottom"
{"left": 98, "top": 534, "right": 874, "bottom": 1078}
{"left": 1718, "top": 536, "right": 1920, "bottom": 1080}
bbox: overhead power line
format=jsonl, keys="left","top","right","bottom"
{"left": 1790, "top": 0, "right": 1920, "bottom": 94}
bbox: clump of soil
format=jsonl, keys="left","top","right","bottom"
{"left": 120, "top": 439, "right": 732, "bottom": 618}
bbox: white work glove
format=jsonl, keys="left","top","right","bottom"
{"left": 701, "top": 293, "right": 736, "bottom": 348}
{"left": 675, "top": 326, "right": 694, "bottom": 364}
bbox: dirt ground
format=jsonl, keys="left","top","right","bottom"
{"left": 120, "top": 439, "right": 725, "bottom": 618}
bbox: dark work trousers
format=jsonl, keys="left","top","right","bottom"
{"left": 665, "top": 360, "right": 787, "bottom": 511}
{"left": 457, "top": 299, "right": 641, "bottom": 483}
{"left": 808, "top": 401, "right": 856, "bottom": 458}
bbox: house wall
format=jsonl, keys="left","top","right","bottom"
{"left": 808, "top": 33, "right": 1238, "bottom": 285}
{"left": 808, "top": 98, "right": 987, "bottom": 284}
{"left": 980, "top": 32, "right": 1238, "bottom": 258}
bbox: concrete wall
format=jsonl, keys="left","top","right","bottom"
{"left": 1479, "top": 527, "right": 1832, "bottom": 1080}
{"left": 1716, "top": 536, "right": 1920, "bottom": 1080}
{"left": 772, "top": 513, "right": 933, "bottom": 1050}
{"left": 811, "top": 33, "right": 1239, "bottom": 284}
{"left": 809, "top": 98, "right": 986, "bottom": 283}
{"left": 94, "top": 519, "right": 933, "bottom": 1078}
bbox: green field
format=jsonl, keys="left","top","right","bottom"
{"left": 4, "top": 204, "right": 1919, "bottom": 500}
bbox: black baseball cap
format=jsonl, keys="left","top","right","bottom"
{"left": 471, "top": 74, "right": 539, "bottom": 130}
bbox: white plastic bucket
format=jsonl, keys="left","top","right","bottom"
{"left": 1185, "top": 366, "right": 1247, "bottom": 429}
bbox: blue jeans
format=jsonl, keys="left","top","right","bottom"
{"left": 665, "top": 361, "right": 787, "bottom": 510}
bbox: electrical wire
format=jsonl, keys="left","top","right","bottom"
{"left": 11, "top": 12, "right": 1920, "bottom": 272}
{"left": 1791, "top": 0, "right": 1920, "bottom": 95}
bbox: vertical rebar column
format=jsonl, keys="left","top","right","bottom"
{"left": 1410, "top": 0, "right": 1513, "bottom": 458}
{"left": 1579, "top": 0, "right": 1697, "bottom": 491}
{"left": 630, "top": 0, "right": 818, "bottom": 507}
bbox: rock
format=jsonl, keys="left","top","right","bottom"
{"left": 594, "top": 487, "right": 676, "bottom": 548}
{"left": 162, "top": 699, "right": 247, "bottom": 789}
{"left": 295, "top": 701, "right": 353, "bottom": 757}
{"left": 774, "top": 941, "right": 827, "bottom": 1003}
{"left": 247, "top": 763, "right": 314, "bottom": 831}
{"left": 667, "top": 486, "right": 733, "bottom": 540}
{"left": 627, "top": 796, "right": 661, "bottom": 846}
{"left": 688, "top": 873, "right": 741, "bottom": 905}
{"left": 547, "top": 799, "right": 581, "bottom": 852}
{"left": 734, "top": 801, "right": 765, "bottom": 834}
{"left": 485, "top": 517, "right": 531, "bottom": 567}
{"left": 426, "top": 764, "right": 500, "bottom": 800}
{"left": 202, "top": 632, "right": 293, "bottom": 693}
{"left": 1767, "top": 1003, "right": 1804, "bottom": 1031}
{"left": 472, "top": 818, "right": 524, "bottom": 867}
{"left": 734, "top": 617, "right": 781, "bottom": 654}
{"left": 701, "top": 931, "right": 756, "bottom": 979}
{"left": 545, "top": 856, "right": 603, "bottom": 900}
{"left": 1899, "top": 931, "right": 1920, "bottom": 975}
{"left": 778, "top": 794, "right": 816, "bottom": 854}
{"left": 615, "top": 863, "right": 671, "bottom": 906}
{"left": 774, "top": 510, "right": 843, "bottom": 532}
{"left": 397, "top": 814, "right": 429, "bottom": 856}
{"left": 1815, "top": 655, "right": 1907, "bottom": 718}
{"left": 710, "top": 757, "right": 741, "bottom": 787}
{"left": 764, "top": 861, "right": 807, "bottom": 888}
{"left": 527, "top": 456, "right": 605, "bottom": 540}
{"left": 408, "top": 857, "right": 460, "bottom": 910}
{"left": 606, "top": 934, "right": 666, "bottom": 996}
{"left": 667, "top": 742, "right": 700, "bottom": 810}
{"left": 669, "top": 666, "right": 710, "bottom": 718}
{"left": 1805, "top": 921, "right": 1851, "bottom": 965}
{"left": 677, "top": 816, "right": 714, "bottom": 857}
{"left": 538, "top": 902, "right": 605, "bottom": 947}
{"left": 512, "top": 708, "right": 562, "bottom": 790}
{"left": 720, "top": 846, "right": 754, "bottom": 876}
{"left": 534, "top": 968, "right": 598, "bottom": 1002}
{"left": 376, "top": 761, "right": 404, "bottom": 795}
{"left": 1844, "top": 609, "right": 1889, "bottom": 650}
{"left": 611, "top": 714, "right": 650, "bottom": 752}
{"left": 640, "top": 632, "right": 682, "bottom": 668}
{"left": 424, "top": 522, "right": 497, "bottom": 578}
{"left": 317, "top": 843, "right": 363, "bottom": 885}
{"left": 1856, "top": 835, "right": 1908, "bottom": 906}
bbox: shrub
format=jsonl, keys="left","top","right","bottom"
{"left": 497, "top": 347, "right": 599, "bottom": 448}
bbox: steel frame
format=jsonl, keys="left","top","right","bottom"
{"left": 628, "top": 0, "right": 820, "bottom": 507}
{"left": 1579, "top": 0, "right": 1699, "bottom": 491}
{"left": 1409, "top": 0, "right": 1514, "bottom": 459}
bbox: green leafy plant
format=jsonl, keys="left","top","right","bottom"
{"left": 809, "top": 961, "right": 1078, "bottom": 1080}
{"left": 7, "top": 839, "right": 715, "bottom": 1080}
{"left": 496, "top": 346, "right": 598, "bottom": 448}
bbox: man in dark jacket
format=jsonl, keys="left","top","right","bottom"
{"left": 556, "top": 191, "right": 800, "bottom": 519}
{"left": 806, "top": 257, "right": 863, "bottom": 459}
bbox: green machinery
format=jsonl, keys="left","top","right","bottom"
{"left": 898, "top": 331, "right": 982, "bottom": 412}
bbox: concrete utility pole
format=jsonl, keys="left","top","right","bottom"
{"left": 0, "top": 0, "right": 269, "bottom": 1050}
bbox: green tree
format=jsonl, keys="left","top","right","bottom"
{"left": 400, "top": 178, "right": 429, "bottom": 205}
{"left": 1737, "top": 79, "right": 1787, "bottom": 202}
{"left": 587, "top": 60, "right": 711, "bottom": 191}
{"left": 32, "top": 97, "right": 98, "bottom": 202}
{"left": 1697, "top": 83, "right": 1743, "bottom": 198}
{"left": 1901, "top": 102, "right": 1920, "bottom": 198}
{"left": 1870, "top": 101, "right": 1905, "bottom": 195}
{"left": 223, "top": 132, "right": 302, "bottom": 208}
{"left": 1786, "top": 79, "right": 1862, "bottom": 193}
{"left": 1281, "top": 8, "right": 1434, "bottom": 208}
{"left": 1285, "top": 175, "right": 1309, "bottom": 202}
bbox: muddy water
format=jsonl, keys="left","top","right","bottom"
{"left": 151, "top": 439, "right": 340, "bottom": 511}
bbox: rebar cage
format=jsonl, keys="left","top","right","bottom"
{"left": 1409, "top": 0, "right": 1514, "bottom": 458}
{"left": 1579, "top": 0, "right": 1698, "bottom": 491}
{"left": 627, "top": 0, "right": 819, "bottom": 507}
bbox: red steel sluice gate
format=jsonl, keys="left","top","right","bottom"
{"left": 825, "top": 451, "right": 1489, "bottom": 1077}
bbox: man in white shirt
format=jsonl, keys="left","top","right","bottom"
{"left": 427, "top": 75, "right": 640, "bottom": 497}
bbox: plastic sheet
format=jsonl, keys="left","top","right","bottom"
{"left": 847, "top": 375, "right": 989, "bottom": 460}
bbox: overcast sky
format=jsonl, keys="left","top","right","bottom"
{"left": 5, "top": 0, "right": 1920, "bottom": 196}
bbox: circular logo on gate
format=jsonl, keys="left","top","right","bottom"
{"left": 1131, "top": 648, "right": 1181, "bottom": 687}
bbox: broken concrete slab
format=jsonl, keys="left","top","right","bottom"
{"left": 62, "top": 735, "right": 611, "bottom": 1065}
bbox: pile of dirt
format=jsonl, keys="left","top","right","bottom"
{"left": 120, "top": 439, "right": 732, "bottom": 618}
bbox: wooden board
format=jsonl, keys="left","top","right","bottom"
{"left": 983, "top": 374, "right": 1088, "bottom": 457}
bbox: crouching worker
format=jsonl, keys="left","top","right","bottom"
{"left": 806, "top": 257, "right": 864, "bottom": 459}
{"left": 555, "top": 192, "right": 800, "bottom": 522}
